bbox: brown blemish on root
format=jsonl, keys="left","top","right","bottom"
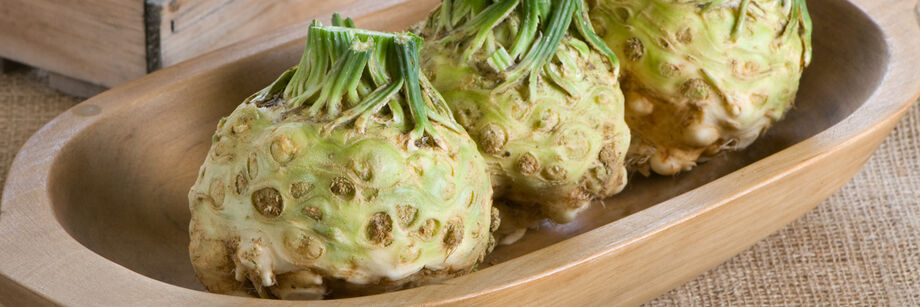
{"left": 455, "top": 104, "right": 482, "bottom": 127}
{"left": 270, "top": 134, "right": 296, "bottom": 164}
{"left": 542, "top": 164, "right": 568, "bottom": 182}
{"left": 660, "top": 63, "right": 681, "bottom": 77}
{"left": 231, "top": 114, "right": 253, "bottom": 135}
{"left": 210, "top": 181, "right": 226, "bottom": 208}
{"left": 290, "top": 181, "right": 312, "bottom": 198}
{"left": 586, "top": 165, "right": 610, "bottom": 192}
{"left": 442, "top": 218, "right": 464, "bottom": 250}
{"left": 567, "top": 188, "right": 593, "bottom": 209}
{"left": 396, "top": 204, "right": 418, "bottom": 227}
{"left": 479, "top": 124, "right": 507, "bottom": 155}
{"left": 235, "top": 173, "right": 248, "bottom": 194}
{"left": 330, "top": 177, "right": 356, "bottom": 199}
{"left": 303, "top": 206, "right": 323, "bottom": 221}
{"left": 366, "top": 212, "right": 394, "bottom": 246}
{"left": 414, "top": 218, "right": 440, "bottom": 241}
{"left": 625, "top": 37, "right": 645, "bottom": 61}
{"left": 598, "top": 143, "right": 618, "bottom": 167}
{"left": 516, "top": 152, "right": 540, "bottom": 175}
{"left": 252, "top": 187, "right": 283, "bottom": 217}
{"left": 676, "top": 27, "right": 693, "bottom": 43}
{"left": 292, "top": 234, "right": 324, "bottom": 260}
{"left": 658, "top": 37, "right": 670, "bottom": 49}
{"left": 681, "top": 78, "right": 711, "bottom": 101}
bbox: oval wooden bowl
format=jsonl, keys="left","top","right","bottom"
{"left": 2, "top": 0, "right": 919, "bottom": 305}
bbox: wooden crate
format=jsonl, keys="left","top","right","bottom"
{"left": 0, "top": 0, "right": 406, "bottom": 89}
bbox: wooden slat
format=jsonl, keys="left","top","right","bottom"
{"left": 149, "top": 0, "right": 409, "bottom": 69}
{"left": 0, "top": 0, "right": 408, "bottom": 88}
{"left": 48, "top": 72, "right": 108, "bottom": 99}
{"left": 0, "top": 0, "right": 147, "bottom": 87}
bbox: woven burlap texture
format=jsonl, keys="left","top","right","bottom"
{"left": 1, "top": 69, "right": 917, "bottom": 305}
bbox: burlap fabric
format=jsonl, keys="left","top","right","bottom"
{"left": 1, "top": 68, "right": 917, "bottom": 305}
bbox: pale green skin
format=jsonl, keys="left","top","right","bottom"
{"left": 420, "top": 0, "right": 631, "bottom": 223}
{"left": 189, "top": 103, "right": 493, "bottom": 299}
{"left": 590, "top": 0, "right": 812, "bottom": 175}
{"left": 188, "top": 25, "right": 495, "bottom": 299}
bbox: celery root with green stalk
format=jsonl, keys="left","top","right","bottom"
{"left": 418, "top": 0, "right": 631, "bottom": 224}
{"left": 188, "top": 21, "right": 496, "bottom": 299}
{"left": 590, "top": 0, "right": 813, "bottom": 175}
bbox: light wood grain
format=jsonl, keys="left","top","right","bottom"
{"left": 0, "top": 0, "right": 147, "bottom": 87}
{"left": 150, "top": 0, "right": 409, "bottom": 69}
{"left": 1, "top": 0, "right": 918, "bottom": 305}
{"left": 0, "top": 0, "right": 407, "bottom": 87}
{"left": 47, "top": 72, "right": 108, "bottom": 99}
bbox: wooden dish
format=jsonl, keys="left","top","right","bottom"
{"left": 2, "top": 0, "right": 919, "bottom": 305}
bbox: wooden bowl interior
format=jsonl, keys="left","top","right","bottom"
{"left": 47, "top": 0, "right": 887, "bottom": 295}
